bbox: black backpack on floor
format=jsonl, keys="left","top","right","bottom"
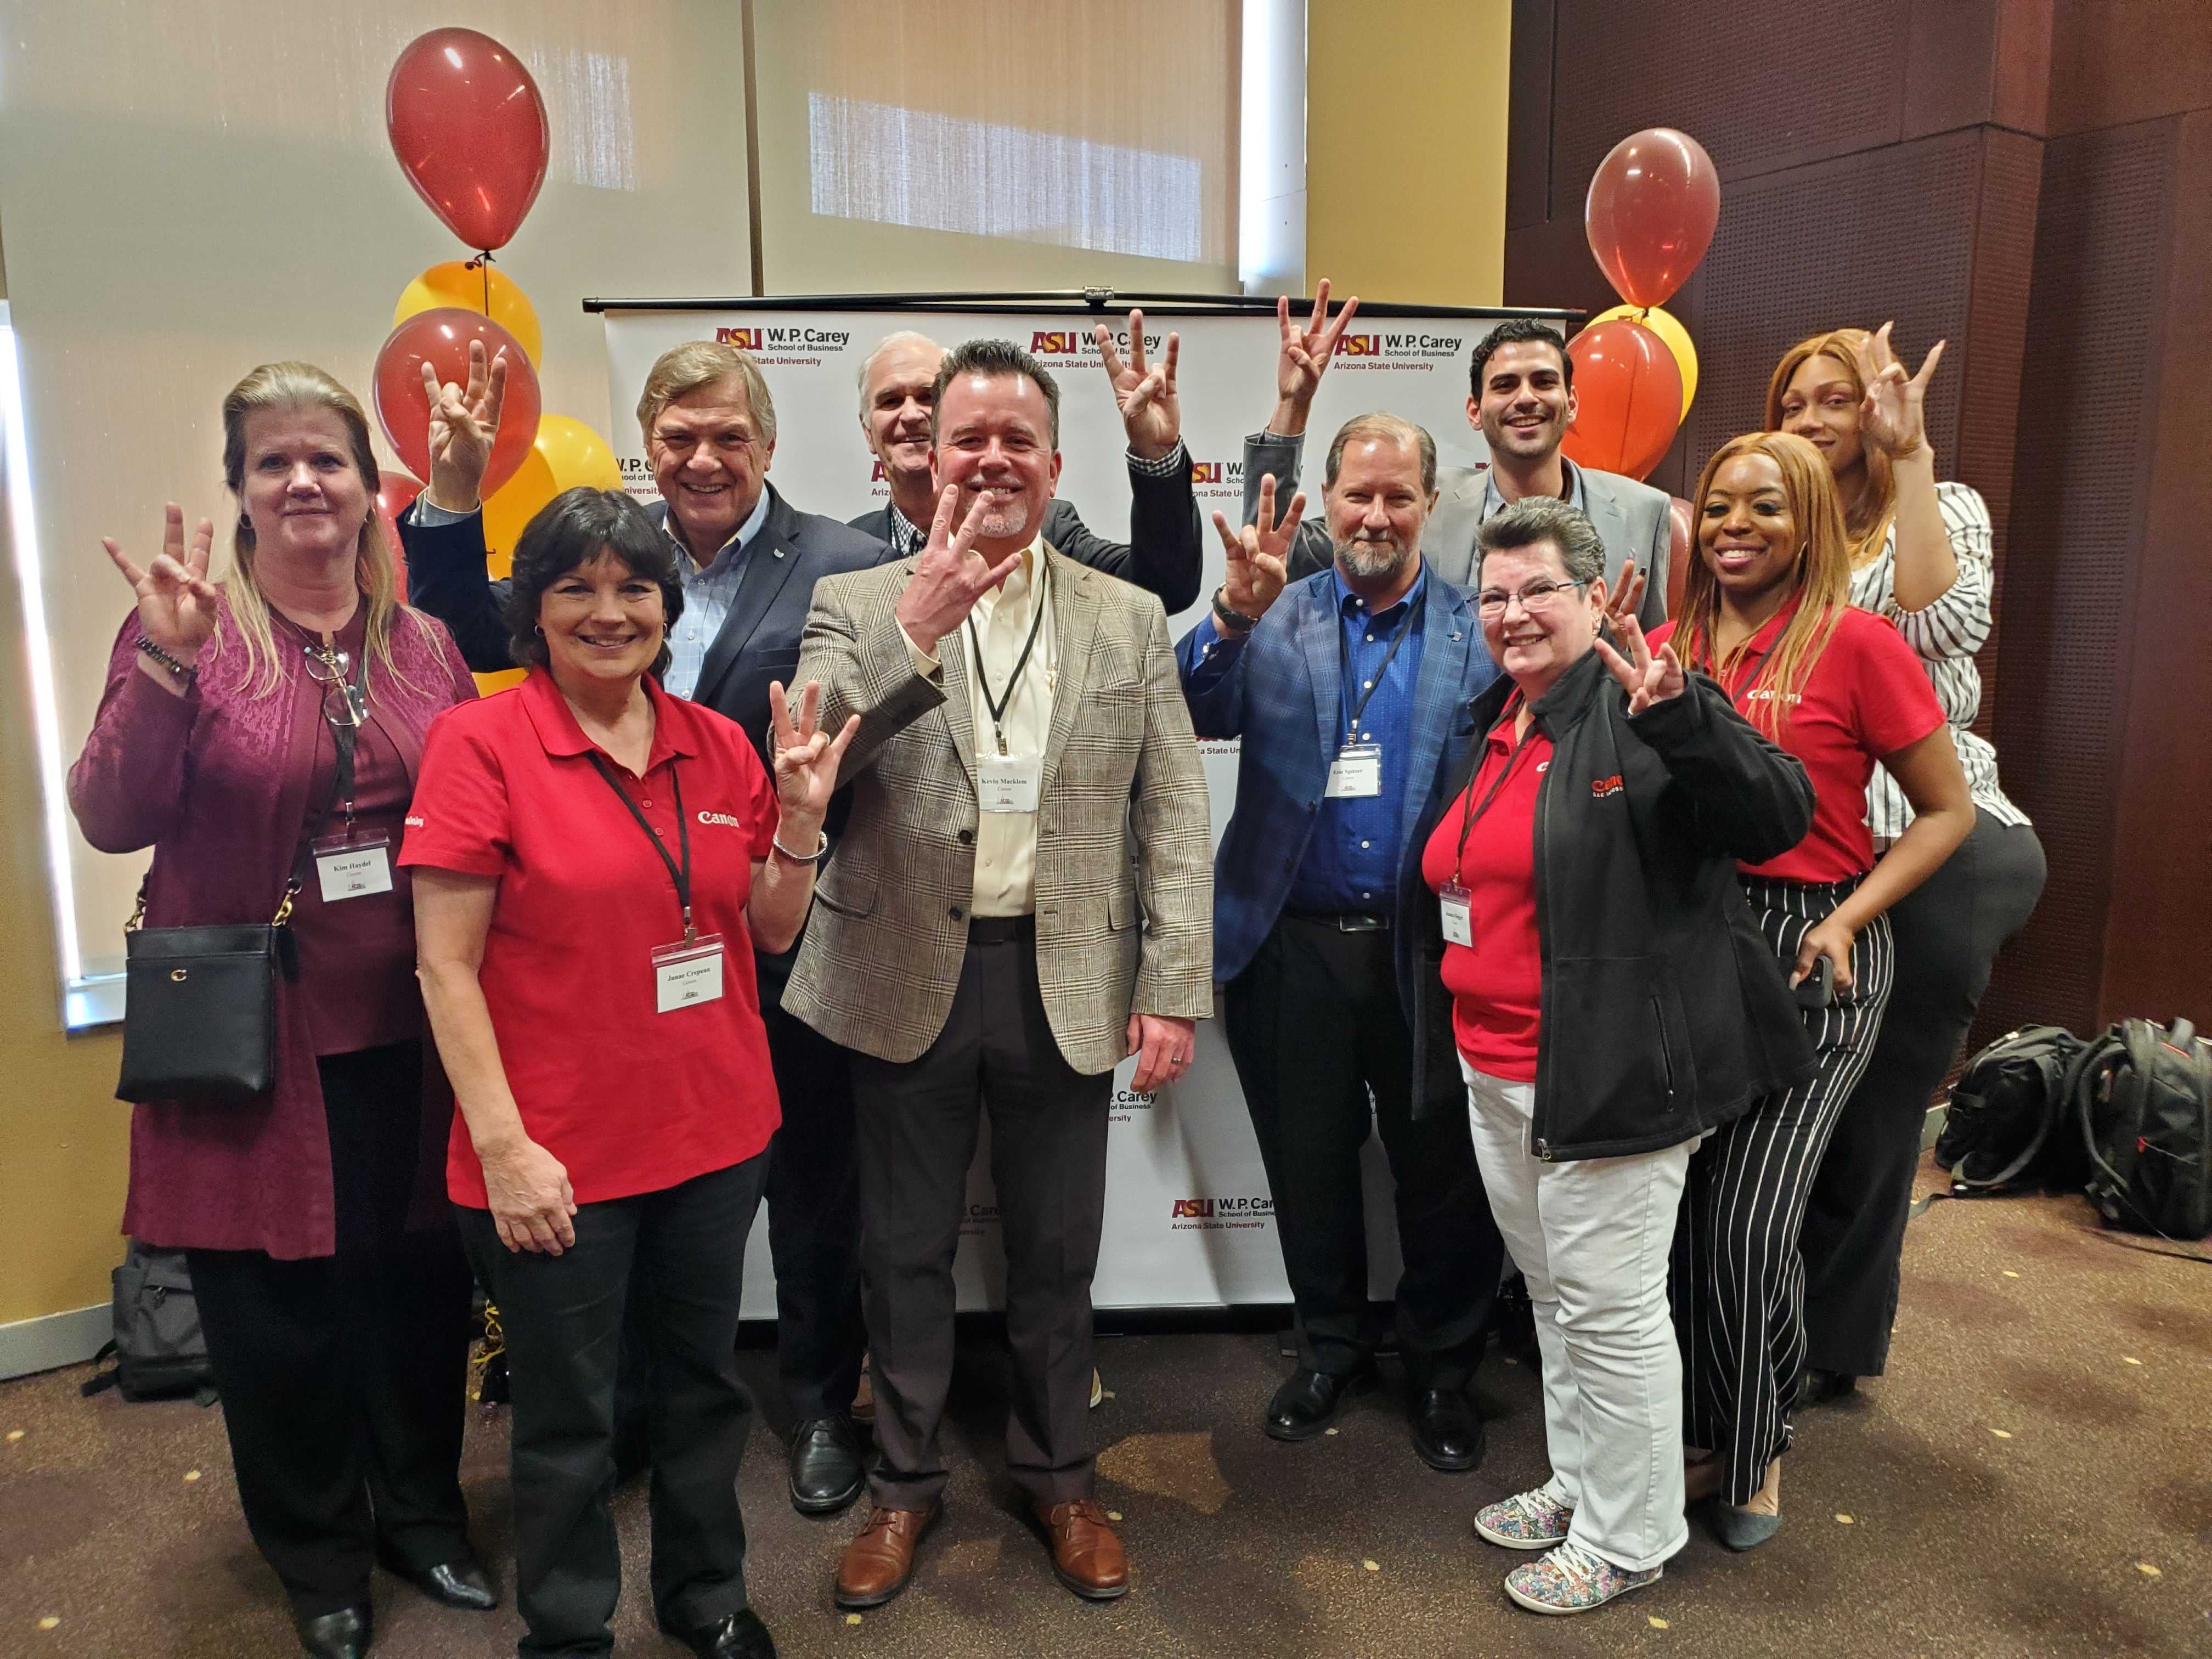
{"left": 2074, "top": 1018, "right": 2212, "bottom": 1241}
{"left": 1936, "top": 1024, "right": 2094, "bottom": 1194}
{"left": 80, "top": 1242, "right": 217, "bottom": 1404}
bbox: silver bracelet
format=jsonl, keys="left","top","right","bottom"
{"left": 770, "top": 828, "right": 829, "bottom": 865}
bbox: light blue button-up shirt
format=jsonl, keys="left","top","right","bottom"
{"left": 661, "top": 489, "right": 771, "bottom": 701}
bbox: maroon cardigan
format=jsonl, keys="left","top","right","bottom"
{"left": 70, "top": 604, "right": 478, "bottom": 1259}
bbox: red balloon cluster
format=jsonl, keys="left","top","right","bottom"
{"left": 386, "top": 29, "right": 549, "bottom": 254}
{"left": 374, "top": 310, "right": 543, "bottom": 497}
{"left": 374, "top": 30, "right": 549, "bottom": 503}
{"left": 1564, "top": 128, "right": 1720, "bottom": 482}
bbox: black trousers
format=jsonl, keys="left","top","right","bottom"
{"left": 187, "top": 1040, "right": 474, "bottom": 1618}
{"left": 850, "top": 922, "right": 1111, "bottom": 1510}
{"left": 1222, "top": 913, "right": 1501, "bottom": 1389}
{"left": 610, "top": 957, "right": 861, "bottom": 1462}
{"left": 757, "top": 950, "right": 866, "bottom": 1422}
{"left": 460, "top": 1156, "right": 768, "bottom": 1657}
{"left": 1801, "top": 815, "right": 2047, "bottom": 1376}
{"left": 1676, "top": 879, "right": 1894, "bottom": 1506}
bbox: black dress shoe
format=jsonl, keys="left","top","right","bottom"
{"left": 376, "top": 1545, "right": 498, "bottom": 1610}
{"left": 294, "top": 1603, "right": 371, "bottom": 1659}
{"left": 1263, "top": 1365, "right": 1376, "bottom": 1441}
{"left": 788, "top": 1414, "right": 867, "bottom": 1515}
{"left": 1408, "top": 1386, "right": 1485, "bottom": 1472}
{"left": 1797, "top": 1368, "right": 1858, "bottom": 1407}
{"left": 673, "top": 1607, "right": 777, "bottom": 1658}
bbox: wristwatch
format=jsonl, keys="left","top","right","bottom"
{"left": 1211, "top": 586, "right": 1260, "bottom": 633}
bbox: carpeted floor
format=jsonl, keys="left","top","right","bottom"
{"left": 3, "top": 1161, "right": 2208, "bottom": 1658}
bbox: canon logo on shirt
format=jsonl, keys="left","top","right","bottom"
{"left": 696, "top": 810, "right": 744, "bottom": 828}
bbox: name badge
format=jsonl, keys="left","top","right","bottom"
{"left": 312, "top": 832, "right": 393, "bottom": 903}
{"left": 978, "top": 752, "right": 1043, "bottom": 814}
{"left": 1438, "top": 882, "right": 1474, "bottom": 947}
{"left": 1324, "top": 742, "right": 1383, "bottom": 799}
{"left": 652, "top": 935, "right": 726, "bottom": 1013}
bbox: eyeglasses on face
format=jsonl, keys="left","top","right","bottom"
{"left": 1475, "top": 578, "right": 1587, "bottom": 616}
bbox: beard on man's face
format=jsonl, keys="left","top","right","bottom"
{"left": 1334, "top": 529, "right": 1412, "bottom": 582}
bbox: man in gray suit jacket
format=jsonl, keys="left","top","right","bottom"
{"left": 791, "top": 340, "right": 1212, "bottom": 1613}
{"left": 1249, "top": 300, "right": 1669, "bottom": 627}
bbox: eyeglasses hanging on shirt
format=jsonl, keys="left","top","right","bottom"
{"left": 1326, "top": 595, "right": 1418, "bottom": 801}
{"left": 287, "top": 626, "right": 390, "bottom": 906}
{"left": 965, "top": 550, "right": 1054, "bottom": 815}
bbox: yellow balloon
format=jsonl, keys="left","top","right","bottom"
{"left": 394, "top": 262, "right": 544, "bottom": 368}
{"left": 473, "top": 668, "right": 528, "bottom": 695}
{"left": 1590, "top": 302, "right": 1697, "bottom": 419}
{"left": 479, "top": 415, "right": 627, "bottom": 578}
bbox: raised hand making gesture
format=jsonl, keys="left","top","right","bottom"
{"left": 1269, "top": 277, "right": 1361, "bottom": 436}
{"left": 1592, "top": 611, "right": 1686, "bottom": 714}
{"left": 1093, "top": 308, "right": 1181, "bottom": 461}
{"left": 766, "top": 678, "right": 861, "bottom": 832}
{"left": 102, "top": 503, "right": 223, "bottom": 693}
{"left": 892, "top": 485, "right": 1023, "bottom": 655}
{"left": 1852, "top": 320, "right": 1945, "bottom": 461}
{"left": 421, "top": 337, "right": 509, "bottom": 511}
{"left": 1210, "top": 472, "right": 1305, "bottom": 631}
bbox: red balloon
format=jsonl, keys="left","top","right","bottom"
{"left": 1560, "top": 318, "right": 1683, "bottom": 482}
{"left": 1666, "top": 495, "right": 1694, "bottom": 620}
{"left": 1585, "top": 128, "right": 1719, "bottom": 308}
{"left": 375, "top": 472, "right": 422, "bottom": 600}
{"left": 386, "top": 29, "right": 549, "bottom": 252}
{"left": 373, "top": 309, "right": 541, "bottom": 498}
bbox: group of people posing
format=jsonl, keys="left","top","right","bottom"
{"left": 72, "top": 281, "right": 2043, "bottom": 1656}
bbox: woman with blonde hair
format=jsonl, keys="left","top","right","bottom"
{"left": 1649, "top": 431, "right": 1973, "bottom": 1550}
{"left": 70, "top": 363, "right": 488, "bottom": 1659}
{"left": 1767, "top": 327, "right": 2046, "bottom": 1401}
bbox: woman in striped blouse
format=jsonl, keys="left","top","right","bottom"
{"left": 1767, "top": 326, "right": 2048, "bottom": 1399}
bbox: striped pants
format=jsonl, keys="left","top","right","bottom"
{"left": 1674, "top": 876, "right": 1895, "bottom": 1506}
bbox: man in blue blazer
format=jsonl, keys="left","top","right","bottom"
{"left": 1176, "top": 403, "right": 1506, "bottom": 1472}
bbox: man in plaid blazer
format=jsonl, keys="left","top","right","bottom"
{"left": 788, "top": 338, "right": 1212, "bottom": 1611}
{"left": 1176, "top": 391, "right": 1507, "bottom": 1475}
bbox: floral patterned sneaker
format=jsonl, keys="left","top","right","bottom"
{"left": 1503, "top": 1541, "right": 1661, "bottom": 1615}
{"left": 1474, "top": 1488, "right": 1575, "bottom": 1550}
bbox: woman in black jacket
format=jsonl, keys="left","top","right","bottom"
{"left": 1408, "top": 498, "right": 1815, "bottom": 1616}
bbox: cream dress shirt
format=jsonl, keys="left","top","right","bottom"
{"left": 904, "top": 542, "right": 1058, "bottom": 916}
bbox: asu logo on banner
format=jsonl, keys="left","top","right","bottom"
{"left": 1338, "top": 333, "right": 1383, "bottom": 357}
{"left": 716, "top": 326, "right": 765, "bottom": 349}
{"left": 1031, "top": 330, "right": 1086, "bottom": 356}
{"left": 1170, "top": 1195, "right": 1275, "bottom": 1231}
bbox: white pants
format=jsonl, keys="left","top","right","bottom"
{"left": 1462, "top": 1060, "right": 1690, "bottom": 1572}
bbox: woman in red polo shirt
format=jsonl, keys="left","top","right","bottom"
{"left": 1413, "top": 498, "right": 1816, "bottom": 1616}
{"left": 404, "top": 488, "right": 854, "bottom": 1659}
{"left": 1650, "top": 432, "right": 1973, "bottom": 1551}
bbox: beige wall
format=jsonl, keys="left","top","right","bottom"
{"left": 1306, "top": 0, "right": 1511, "bottom": 305}
{"left": 0, "top": 484, "right": 129, "bottom": 1328}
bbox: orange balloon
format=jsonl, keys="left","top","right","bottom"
{"left": 480, "top": 415, "right": 627, "bottom": 577}
{"left": 473, "top": 668, "right": 528, "bottom": 695}
{"left": 1560, "top": 318, "right": 1683, "bottom": 481}
{"left": 394, "top": 262, "right": 543, "bottom": 366}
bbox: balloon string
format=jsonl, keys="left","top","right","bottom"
{"left": 464, "top": 251, "right": 496, "bottom": 317}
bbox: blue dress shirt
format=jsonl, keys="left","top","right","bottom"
{"left": 1278, "top": 568, "right": 1427, "bottom": 912}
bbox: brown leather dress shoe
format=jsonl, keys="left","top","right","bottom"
{"left": 1033, "top": 1498, "right": 1129, "bottom": 1600}
{"left": 833, "top": 1503, "right": 939, "bottom": 1609}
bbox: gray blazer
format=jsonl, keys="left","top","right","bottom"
{"left": 1245, "top": 432, "right": 1671, "bottom": 629}
{"left": 785, "top": 548, "right": 1215, "bottom": 1071}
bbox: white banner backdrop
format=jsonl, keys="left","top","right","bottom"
{"left": 597, "top": 298, "right": 1567, "bottom": 1316}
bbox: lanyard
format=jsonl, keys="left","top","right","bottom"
{"left": 965, "top": 552, "right": 1051, "bottom": 757}
{"left": 1338, "top": 593, "right": 1418, "bottom": 744}
{"left": 586, "top": 753, "right": 696, "bottom": 941}
{"left": 288, "top": 627, "right": 372, "bottom": 828}
{"left": 1452, "top": 704, "right": 1543, "bottom": 884}
{"left": 1692, "top": 623, "right": 1780, "bottom": 715}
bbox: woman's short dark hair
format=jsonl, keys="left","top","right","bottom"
{"left": 503, "top": 488, "right": 686, "bottom": 679}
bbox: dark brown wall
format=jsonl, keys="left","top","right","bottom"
{"left": 1505, "top": 0, "right": 2212, "bottom": 1041}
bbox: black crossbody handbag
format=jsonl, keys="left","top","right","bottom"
{"left": 115, "top": 634, "right": 365, "bottom": 1107}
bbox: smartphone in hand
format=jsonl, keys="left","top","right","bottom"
{"left": 1794, "top": 953, "right": 1836, "bottom": 1009}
